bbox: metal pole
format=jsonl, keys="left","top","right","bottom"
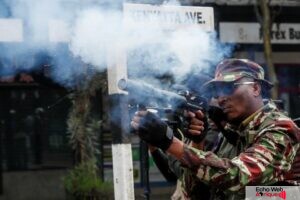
{"left": 107, "top": 42, "right": 135, "bottom": 200}
{"left": 140, "top": 140, "right": 150, "bottom": 200}
{"left": 0, "top": 120, "right": 3, "bottom": 194}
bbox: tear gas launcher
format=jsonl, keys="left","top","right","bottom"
{"left": 118, "top": 78, "right": 208, "bottom": 112}
{"left": 117, "top": 78, "right": 209, "bottom": 138}
{"left": 118, "top": 78, "right": 210, "bottom": 199}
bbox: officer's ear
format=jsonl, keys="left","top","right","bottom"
{"left": 253, "top": 81, "right": 262, "bottom": 97}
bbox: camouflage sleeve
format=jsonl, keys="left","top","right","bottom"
{"left": 181, "top": 130, "right": 300, "bottom": 192}
{"left": 180, "top": 168, "right": 212, "bottom": 199}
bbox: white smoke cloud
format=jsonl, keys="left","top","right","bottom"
{"left": 0, "top": 0, "right": 233, "bottom": 88}
{"left": 69, "top": 8, "right": 122, "bottom": 69}
{"left": 6, "top": 0, "right": 74, "bottom": 45}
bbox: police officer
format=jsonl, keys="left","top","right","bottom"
{"left": 131, "top": 58, "right": 300, "bottom": 199}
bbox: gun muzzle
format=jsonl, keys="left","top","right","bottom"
{"left": 117, "top": 78, "right": 128, "bottom": 91}
{"left": 118, "top": 78, "right": 204, "bottom": 111}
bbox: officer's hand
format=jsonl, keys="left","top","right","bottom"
{"left": 131, "top": 111, "right": 173, "bottom": 151}
{"left": 208, "top": 106, "right": 227, "bottom": 130}
{"left": 185, "top": 110, "right": 207, "bottom": 143}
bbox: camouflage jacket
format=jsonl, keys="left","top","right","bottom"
{"left": 181, "top": 101, "right": 300, "bottom": 200}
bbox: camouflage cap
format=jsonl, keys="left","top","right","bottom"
{"left": 202, "top": 58, "right": 273, "bottom": 91}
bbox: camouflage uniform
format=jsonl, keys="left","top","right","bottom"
{"left": 180, "top": 100, "right": 300, "bottom": 199}
{"left": 179, "top": 59, "right": 300, "bottom": 199}
{"left": 157, "top": 130, "right": 219, "bottom": 200}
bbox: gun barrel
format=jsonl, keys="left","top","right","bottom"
{"left": 118, "top": 78, "right": 187, "bottom": 106}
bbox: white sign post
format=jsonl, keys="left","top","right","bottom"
{"left": 108, "top": 3, "right": 214, "bottom": 200}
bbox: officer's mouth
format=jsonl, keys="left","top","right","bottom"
{"left": 222, "top": 106, "right": 229, "bottom": 112}
{"left": 222, "top": 106, "right": 234, "bottom": 114}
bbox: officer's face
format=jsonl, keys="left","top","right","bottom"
{"left": 213, "top": 78, "right": 260, "bottom": 124}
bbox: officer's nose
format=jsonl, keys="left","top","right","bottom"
{"left": 217, "top": 95, "right": 228, "bottom": 107}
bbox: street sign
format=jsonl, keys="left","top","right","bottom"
{"left": 124, "top": 3, "right": 214, "bottom": 31}
{"left": 220, "top": 22, "right": 300, "bottom": 44}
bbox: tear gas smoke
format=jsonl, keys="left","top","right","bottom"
{"left": 0, "top": 0, "right": 233, "bottom": 89}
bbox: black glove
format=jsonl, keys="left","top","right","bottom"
{"left": 138, "top": 112, "right": 173, "bottom": 151}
